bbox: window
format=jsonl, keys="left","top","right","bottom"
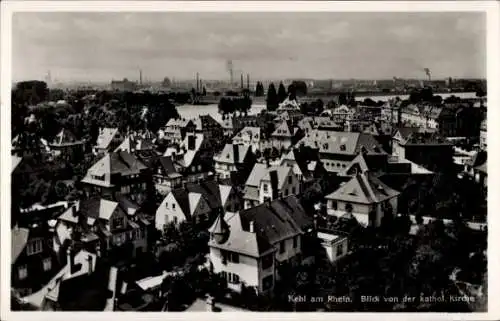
{"left": 263, "top": 184, "right": 268, "bottom": 192}
{"left": 329, "top": 200, "right": 338, "bottom": 210}
{"left": 288, "top": 176, "right": 292, "bottom": 184}
{"left": 172, "top": 203, "right": 176, "bottom": 210}
{"left": 284, "top": 189, "right": 288, "bottom": 196}
{"left": 279, "top": 241, "right": 285, "bottom": 254}
{"left": 43, "top": 257, "right": 52, "bottom": 271}
{"left": 18, "top": 265, "right": 28, "bottom": 280}
{"left": 26, "top": 239, "right": 43, "bottom": 256}
{"left": 293, "top": 236, "right": 298, "bottom": 249}
{"left": 222, "top": 250, "right": 240, "bottom": 263}
{"left": 262, "top": 254, "right": 273, "bottom": 269}
{"left": 223, "top": 272, "right": 240, "bottom": 284}
{"left": 173, "top": 216, "right": 178, "bottom": 225}
{"left": 198, "top": 165, "right": 202, "bottom": 171}
{"left": 165, "top": 202, "right": 169, "bottom": 208}
{"left": 263, "top": 275, "right": 274, "bottom": 290}
{"left": 336, "top": 243, "right": 344, "bottom": 257}
{"left": 112, "top": 217, "right": 126, "bottom": 229}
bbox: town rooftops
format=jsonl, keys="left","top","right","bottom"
{"left": 83, "top": 151, "right": 147, "bottom": 180}
{"left": 95, "top": 128, "right": 120, "bottom": 150}
{"left": 114, "top": 135, "right": 155, "bottom": 153}
{"left": 213, "top": 144, "right": 251, "bottom": 164}
{"left": 272, "top": 121, "right": 294, "bottom": 137}
{"left": 233, "top": 127, "right": 261, "bottom": 140}
{"left": 301, "top": 130, "right": 386, "bottom": 155}
{"left": 245, "top": 163, "right": 292, "bottom": 190}
{"left": 50, "top": 129, "right": 83, "bottom": 147}
{"left": 326, "top": 172, "right": 400, "bottom": 204}
{"left": 12, "top": 155, "right": 23, "bottom": 173}
{"left": 12, "top": 227, "right": 30, "bottom": 264}
{"left": 208, "top": 196, "right": 312, "bottom": 257}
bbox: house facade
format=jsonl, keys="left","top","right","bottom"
{"left": 54, "top": 197, "right": 149, "bottom": 259}
{"left": 243, "top": 164, "right": 300, "bottom": 209}
{"left": 93, "top": 128, "right": 123, "bottom": 156}
{"left": 232, "top": 127, "right": 269, "bottom": 153}
{"left": 213, "top": 143, "right": 256, "bottom": 182}
{"left": 207, "top": 196, "right": 313, "bottom": 294}
{"left": 325, "top": 172, "right": 400, "bottom": 228}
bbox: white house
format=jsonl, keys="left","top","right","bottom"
{"left": 207, "top": 196, "right": 313, "bottom": 294}
{"left": 325, "top": 172, "right": 400, "bottom": 228}
{"left": 243, "top": 163, "right": 300, "bottom": 209}
{"left": 232, "top": 127, "right": 268, "bottom": 153}
{"left": 213, "top": 144, "right": 254, "bottom": 180}
{"left": 155, "top": 182, "right": 242, "bottom": 231}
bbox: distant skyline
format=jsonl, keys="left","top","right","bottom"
{"left": 12, "top": 12, "right": 486, "bottom": 83}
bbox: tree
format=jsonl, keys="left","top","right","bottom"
{"left": 338, "top": 92, "right": 348, "bottom": 105}
{"left": 277, "top": 82, "right": 287, "bottom": 103}
{"left": 290, "top": 80, "right": 308, "bottom": 96}
{"left": 266, "top": 83, "right": 279, "bottom": 111}
{"left": 287, "top": 84, "right": 297, "bottom": 100}
{"left": 255, "top": 82, "right": 265, "bottom": 97}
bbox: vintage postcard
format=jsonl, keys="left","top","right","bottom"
{"left": 1, "top": 1, "right": 499, "bottom": 320}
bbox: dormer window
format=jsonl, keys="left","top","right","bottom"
{"left": 340, "top": 144, "right": 346, "bottom": 151}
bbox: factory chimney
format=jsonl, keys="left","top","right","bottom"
{"left": 247, "top": 74, "right": 250, "bottom": 89}
{"left": 240, "top": 74, "right": 244, "bottom": 90}
{"left": 196, "top": 72, "right": 200, "bottom": 93}
{"left": 139, "top": 69, "right": 143, "bottom": 85}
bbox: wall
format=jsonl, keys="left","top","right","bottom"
{"left": 209, "top": 247, "right": 259, "bottom": 292}
{"left": 319, "top": 235, "right": 349, "bottom": 263}
{"left": 274, "top": 235, "right": 302, "bottom": 264}
{"left": 155, "top": 193, "right": 186, "bottom": 231}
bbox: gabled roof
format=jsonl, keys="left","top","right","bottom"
{"left": 50, "top": 129, "right": 82, "bottom": 146}
{"left": 213, "top": 144, "right": 251, "bottom": 164}
{"left": 208, "top": 196, "right": 312, "bottom": 257}
{"left": 261, "top": 166, "right": 293, "bottom": 190}
{"left": 301, "top": 130, "right": 385, "bottom": 155}
{"left": 339, "top": 153, "right": 373, "bottom": 176}
{"left": 114, "top": 135, "right": 154, "bottom": 153}
{"left": 475, "top": 161, "right": 487, "bottom": 175}
{"left": 272, "top": 121, "right": 293, "bottom": 137}
{"left": 326, "top": 172, "right": 400, "bottom": 204}
{"left": 85, "top": 151, "right": 147, "bottom": 177}
{"left": 170, "top": 189, "right": 191, "bottom": 219}
{"left": 219, "top": 185, "right": 233, "bottom": 206}
{"left": 245, "top": 163, "right": 269, "bottom": 187}
{"left": 12, "top": 227, "right": 30, "bottom": 264}
{"left": 233, "top": 127, "right": 261, "bottom": 141}
{"left": 188, "top": 193, "right": 202, "bottom": 215}
{"left": 12, "top": 155, "right": 22, "bottom": 173}
{"left": 467, "top": 150, "right": 487, "bottom": 168}
{"left": 192, "top": 115, "right": 221, "bottom": 131}
{"left": 95, "top": 128, "right": 120, "bottom": 150}
{"left": 156, "top": 156, "right": 180, "bottom": 176}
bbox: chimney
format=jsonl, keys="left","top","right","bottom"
{"left": 240, "top": 74, "right": 244, "bottom": 90}
{"left": 249, "top": 220, "right": 255, "bottom": 233}
{"left": 96, "top": 244, "right": 102, "bottom": 257}
{"left": 187, "top": 135, "right": 196, "bottom": 151}
{"left": 206, "top": 295, "right": 216, "bottom": 312}
{"left": 87, "top": 254, "right": 93, "bottom": 275}
{"left": 67, "top": 246, "right": 75, "bottom": 272}
{"left": 72, "top": 205, "right": 77, "bottom": 217}
{"left": 247, "top": 74, "right": 250, "bottom": 89}
{"left": 233, "top": 144, "right": 240, "bottom": 163}
{"left": 269, "top": 170, "right": 279, "bottom": 199}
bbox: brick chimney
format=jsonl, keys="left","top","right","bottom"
{"left": 187, "top": 135, "right": 196, "bottom": 151}
{"left": 269, "top": 170, "right": 279, "bottom": 199}
{"left": 233, "top": 144, "right": 240, "bottom": 163}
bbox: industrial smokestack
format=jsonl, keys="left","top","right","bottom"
{"left": 196, "top": 72, "right": 199, "bottom": 92}
{"left": 139, "top": 69, "right": 143, "bottom": 85}
{"left": 424, "top": 68, "right": 431, "bottom": 81}
{"left": 247, "top": 74, "right": 250, "bottom": 89}
{"left": 241, "top": 74, "right": 244, "bottom": 90}
{"left": 226, "top": 60, "right": 234, "bottom": 89}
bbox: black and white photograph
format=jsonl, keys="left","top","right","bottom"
{"left": 1, "top": 1, "right": 498, "bottom": 318}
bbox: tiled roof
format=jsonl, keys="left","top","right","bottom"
{"left": 12, "top": 227, "right": 30, "bottom": 264}
{"left": 272, "top": 121, "right": 293, "bottom": 137}
{"left": 95, "top": 128, "right": 120, "bottom": 150}
{"left": 213, "top": 144, "right": 251, "bottom": 164}
{"left": 261, "top": 166, "right": 293, "bottom": 190}
{"left": 50, "top": 129, "right": 82, "bottom": 146}
{"left": 233, "top": 127, "right": 261, "bottom": 141}
{"left": 326, "top": 172, "right": 400, "bottom": 204}
{"left": 301, "top": 130, "right": 385, "bottom": 155}
{"left": 85, "top": 151, "right": 147, "bottom": 177}
{"left": 245, "top": 163, "right": 268, "bottom": 187}
{"left": 12, "top": 155, "right": 22, "bottom": 173}
{"left": 115, "top": 136, "right": 154, "bottom": 153}
{"left": 209, "top": 196, "right": 312, "bottom": 257}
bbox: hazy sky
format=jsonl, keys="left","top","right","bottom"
{"left": 12, "top": 12, "right": 486, "bottom": 82}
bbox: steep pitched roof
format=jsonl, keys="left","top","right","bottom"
{"left": 51, "top": 129, "right": 82, "bottom": 146}
{"left": 12, "top": 155, "right": 23, "bottom": 173}
{"left": 209, "top": 196, "right": 312, "bottom": 257}
{"left": 272, "top": 121, "right": 293, "bottom": 137}
{"left": 213, "top": 144, "right": 251, "bottom": 164}
{"left": 95, "top": 128, "right": 119, "bottom": 150}
{"left": 301, "top": 130, "right": 385, "bottom": 155}
{"left": 85, "top": 151, "right": 147, "bottom": 177}
{"left": 170, "top": 189, "right": 191, "bottom": 219}
{"left": 115, "top": 135, "right": 154, "bottom": 153}
{"left": 245, "top": 163, "right": 269, "bottom": 187}
{"left": 261, "top": 166, "right": 293, "bottom": 189}
{"left": 233, "top": 127, "right": 261, "bottom": 141}
{"left": 339, "top": 153, "right": 373, "bottom": 176}
{"left": 326, "top": 172, "right": 400, "bottom": 204}
{"left": 12, "top": 227, "right": 30, "bottom": 264}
